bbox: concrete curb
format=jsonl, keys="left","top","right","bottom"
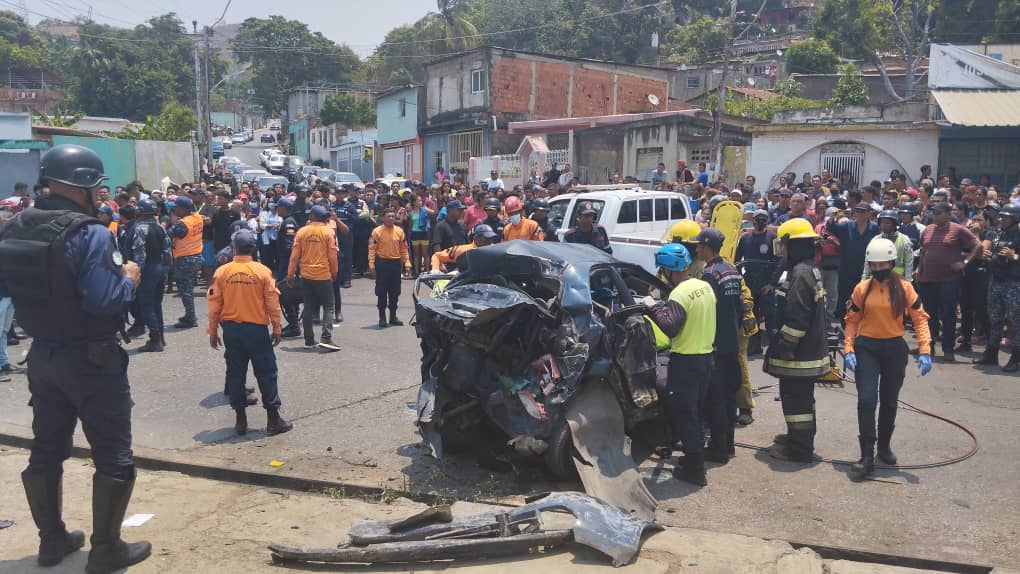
{"left": 0, "top": 432, "right": 994, "bottom": 573}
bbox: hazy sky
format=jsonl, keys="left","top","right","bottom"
{"left": 24, "top": 0, "right": 436, "bottom": 57}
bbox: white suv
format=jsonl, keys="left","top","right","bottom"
{"left": 547, "top": 185, "right": 692, "bottom": 273}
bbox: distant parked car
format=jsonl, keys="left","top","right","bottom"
{"left": 231, "top": 133, "right": 246, "bottom": 145}
{"left": 212, "top": 139, "right": 224, "bottom": 158}
{"left": 269, "top": 122, "right": 280, "bottom": 131}
{"left": 266, "top": 154, "right": 286, "bottom": 175}
{"left": 221, "top": 136, "right": 232, "bottom": 149}
{"left": 260, "top": 133, "right": 275, "bottom": 143}
{"left": 331, "top": 171, "right": 364, "bottom": 189}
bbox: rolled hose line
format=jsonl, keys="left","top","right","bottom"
{"left": 734, "top": 367, "right": 980, "bottom": 470}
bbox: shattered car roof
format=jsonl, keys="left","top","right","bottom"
{"left": 449, "top": 240, "right": 624, "bottom": 314}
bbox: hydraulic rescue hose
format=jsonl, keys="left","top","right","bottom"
{"left": 735, "top": 366, "right": 980, "bottom": 470}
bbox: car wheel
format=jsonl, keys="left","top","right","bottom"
{"left": 543, "top": 419, "right": 579, "bottom": 480}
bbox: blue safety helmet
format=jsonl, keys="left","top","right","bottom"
{"left": 654, "top": 243, "right": 692, "bottom": 272}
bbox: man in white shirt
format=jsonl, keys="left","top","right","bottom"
{"left": 485, "top": 170, "right": 505, "bottom": 191}
{"left": 558, "top": 163, "right": 574, "bottom": 187}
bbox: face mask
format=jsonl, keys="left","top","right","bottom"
{"left": 872, "top": 268, "right": 892, "bottom": 282}
{"left": 509, "top": 213, "right": 522, "bottom": 225}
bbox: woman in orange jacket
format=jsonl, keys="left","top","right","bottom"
{"left": 843, "top": 237, "right": 933, "bottom": 480}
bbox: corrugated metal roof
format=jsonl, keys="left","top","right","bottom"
{"left": 932, "top": 90, "right": 1020, "bottom": 127}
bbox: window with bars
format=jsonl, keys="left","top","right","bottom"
{"left": 689, "top": 148, "right": 711, "bottom": 163}
{"left": 687, "top": 76, "right": 700, "bottom": 89}
{"left": 449, "top": 131, "right": 483, "bottom": 167}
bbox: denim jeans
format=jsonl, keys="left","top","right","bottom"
{"left": 0, "top": 297, "right": 14, "bottom": 366}
{"left": 916, "top": 280, "right": 961, "bottom": 352}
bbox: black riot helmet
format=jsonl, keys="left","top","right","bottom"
{"left": 137, "top": 198, "right": 158, "bottom": 216}
{"left": 484, "top": 197, "right": 501, "bottom": 211}
{"left": 39, "top": 144, "right": 108, "bottom": 189}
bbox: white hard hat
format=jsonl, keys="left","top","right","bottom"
{"left": 865, "top": 237, "right": 896, "bottom": 263}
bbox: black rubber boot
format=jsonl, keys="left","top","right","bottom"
{"left": 746, "top": 332, "right": 763, "bottom": 356}
{"left": 266, "top": 409, "right": 293, "bottom": 436}
{"left": 280, "top": 325, "right": 301, "bottom": 338}
{"left": 704, "top": 426, "right": 730, "bottom": 464}
{"left": 234, "top": 409, "right": 248, "bottom": 435}
{"left": 1003, "top": 350, "right": 1020, "bottom": 373}
{"left": 672, "top": 453, "right": 707, "bottom": 486}
{"left": 137, "top": 335, "right": 164, "bottom": 353}
{"left": 877, "top": 428, "right": 897, "bottom": 466}
{"left": 378, "top": 310, "right": 387, "bottom": 328}
{"left": 850, "top": 436, "right": 875, "bottom": 481}
{"left": 86, "top": 472, "right": 152, "bottom": 574}
{"left": 726, "top": 426, "right": 736, "bottom": 457}
{"left": 174, "top": 318, "right": 197, "bottom": 329}
{"left": 21, "top": 472, "right": 86, "bottom": 567}
{"left": 125, "top": 323, "right": 146, "bottom": 338}
{"left": 974, "top": 345, "right": 999, "bottom": 366}
{"left": 389, "top": 309, "right": 403, "bottom": 326}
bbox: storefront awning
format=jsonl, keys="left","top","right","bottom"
{"left": 932, "top": 90, "right": 1020, "bottom": 127}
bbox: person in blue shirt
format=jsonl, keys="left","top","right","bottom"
{"left": 650, "top": 162, "right": 669, "bottom": 187}
{"left": 826, "top": 204, "right": 880, "bottom": 319}
{"left": 696, "top": 162, "right": 710, "bottom": 186}
{"left": 0, "top": 144, "right": 151, "bottom": 572}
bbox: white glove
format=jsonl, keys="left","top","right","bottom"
{"left": 640, "top": 295, "right": 657, "bottom": 308}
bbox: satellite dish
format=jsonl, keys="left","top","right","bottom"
{"left": 647, "top": 94, "right": 660, "bottom": 106}
{"left": 747, "top": 77, "right": 756, "bottom": 86}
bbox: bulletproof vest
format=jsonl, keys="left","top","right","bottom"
{"left": 0, "top": 208, "right": 123, "bottom": 341}
{"left": 139, "top": 220, "right": 171, "bottom": 266}
{"left": 990, "top": 226, "right": 1020, "bottom": 280}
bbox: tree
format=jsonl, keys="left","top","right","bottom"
{"left": 417, "top": 0, "right": 479, "bottom": 54}
{"left": 829, "top": 63, "right": 869, "bottom": 106}
{"left": 814, "top": 0, "right": 934, "bottom": 101}
{"left": 319, "top": 93, "right": 375, "bottom": 129}
{"left": 784, "top": 38, "right": 839, "bottom": 74}
{"left": 231, "top": 16, "right": 360, "bottom": 115}
{"left": 664, "top": 16, "right": 728, "bottom": 63}
{"left": 117, "top": 102, "right": 197, "bottom": 141}
{"left": 28, "top": 103, "right": 84, "bottom": 127}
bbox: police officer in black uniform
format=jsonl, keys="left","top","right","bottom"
{"left": 132, "top": 198, "right": 171, "bottom": 352}
{"left": 530, "top": 199, "right": 559, "bottom": 242}
{"left": 694, "top": 228, "right": 745, "bottom": 463}
{"left": 0, "top": 144, "right": 151, "bottom": 572}
{"left": 975, "top": 203, "right": 1020, "bottom": 371}
{"left": 275, "top": 197, "right": 302, "bottom": 338}
{"left": 482, "top": 197, "right": 506, "bottom": 242}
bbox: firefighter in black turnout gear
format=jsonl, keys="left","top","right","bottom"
{"left": 0, "top": 144, "right": 151, "bottom": 572}
{"left": 693, "top": 228, "right": 744, "bottom": 464}
{"left": 975, "top": 203, "right": 1020, "bottom": 371}
{"left": 766, "top": 218, "right": 830, "bottom": 462}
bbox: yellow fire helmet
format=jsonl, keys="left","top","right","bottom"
{"left": 776, "top": 217, "right": 819, "bottom": 241}
{"left": 665, "top": 219, "right": 703, "bottom": 244}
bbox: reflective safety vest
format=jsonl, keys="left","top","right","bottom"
{"left": 644, "top": 316, "right": 670, "bottom": 351}
{"left": 174, "top": 214, "right": 204, "bottom": 258}
{"left": 667, "top": 277, "right": 717, "bottom": 355}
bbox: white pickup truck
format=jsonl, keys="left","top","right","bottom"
{"left": 546, "top": 185, "right": 694, "bottom": 274}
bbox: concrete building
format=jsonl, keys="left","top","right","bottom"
{"left": 0, "top": 68, "right": 65, "bottom": 114}
{"left": 422, "top": 46, "right": 673, "bottom": 184}
{"left": 329, "top": 129, "right": 377, "bottom": 184}
{"left": 375, "top": 86, "right": 425, "bottom": 180}
{"left": 746, "top": 103, "right": 940, "bottom": 190}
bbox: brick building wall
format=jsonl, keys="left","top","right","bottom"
{"left": 488, "top": 52, "right": 669, "bottom": 120}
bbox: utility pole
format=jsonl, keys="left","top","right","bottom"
{"left": 712, "top": 0, "right": 738, "bottom": 180}
{"left": 204, "top": 27, "right": 214, "bottom": 177}
{"left": 193, "top": 45, "right": 203, "bottom": 180}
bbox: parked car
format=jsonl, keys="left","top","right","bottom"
{"left": 259, "top": 148, "right": 281, "bottom": 167}
{"left": 221, "top": 136, "right": 232, "bottom": 149}
{"left": 414, "top": 241, "right": 668, "bottom": 480}
{"left": 243, "top": 130, "right": 254, "bottom": 142}
{"left": 312, "top": 168, "right": 336, "bottom": 182}
{"left": 266, "top": 154, "right": 286, "bottom": 175}
{"left": 546, "top": 186, "right": 692, "bottom": 274}
{"left": 283, "top": 156, "right": 305, "bottom": 183}
{"left": 256, "top": 175, "right": 290, "bottom": 192}
{"left": 260, "top": 133, "right": 275, "bottom": 143}
{"left": 231, "top": 133, "right": 246, "bottom": 145}
{"left": 331, "top": 171, "right": 364, "bottom": 189}
{"left": 240, "top": 169, "right": 270, "bottom": 184}
{"left": 301, "top": 166, "right": 318, "bottom": 179}
{"left": 211, "top": 139, "right": 224, "bottom": 159}
{"left": 269, "top": 122, "right": 280, "bottom": 131}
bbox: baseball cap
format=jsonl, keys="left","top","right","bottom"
{"left": 231, "top": 229, "right": 257, "bottom": 249}
{"left": 446, "top": 199, "right": 465, "bottom": 210}
{"left": 578, "top": 202, "right": 598, "bottom": 216}
{"left": 97, "top": 204, "right": 115, "bottom": 217}
{"left": 905, "top": 187, "right": 919, "bottom": 199}
{"left": 309, "top": 205, "right": 329, "bottom": 220}
{"left": 173, "top": 196, "right": 195, "bottom": 210}
{"left": 277, "top": 198, "right": 294, "bottom": 210}
{"left": 472, "top": 223, "right": 498, "bottom": 239}
{"left": 753, "top": 209, "right": 769, "bottom": 219}
{"left": 931, "top": 202, "right": 952, "bottom": 213}
{"left": 693, "top": 228, "right": 725, "bottom": 251}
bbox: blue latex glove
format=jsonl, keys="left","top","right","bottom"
{"left": 918, "top": 354, "right": 932, "bottom": 376}
{"left": 844, "top": 352, "right": 857, "bottom": 372}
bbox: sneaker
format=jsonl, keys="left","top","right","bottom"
{"left": 304, "top": 340, "right": 316, "bottom": 348}
{"left": 0, "top": 363, "right": 22, "bottom": 374}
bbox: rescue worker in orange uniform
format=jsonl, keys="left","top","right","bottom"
{"left": 208, "top": 229, "right": 293, "bottom": 437}
{"left": 287, "top": 205, "right": 339, "bottom": 349}
{"left": 169, "top": 196, "right": 205, "bottom": 328}
{"left": 431, "top": 223, "right": 498, "bottom": 272}
{"left": 369, "top": 209, "right": 411, "bottom": 328}
{"left": 503, "top": 196, "right": 544, "bottom": 241}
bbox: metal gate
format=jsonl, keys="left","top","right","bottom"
{"left": 820, "top": 146, "right": 864, "bottom": 188}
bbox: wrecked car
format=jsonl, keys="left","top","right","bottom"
{"left": 413, "top": 241, "right": 671, "bottom": 481}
